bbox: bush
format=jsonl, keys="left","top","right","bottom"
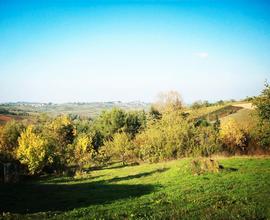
{"left": 104, "top": 132, "right": 135, "bottom": 164}
{"left": 220, "top": 118, "right": 248, "bottom": 154}
{"left": 135, "top": 111, "right": 192, "bottom": 162}
{"left": 189, "top": 126, "right": 221, "bottom": 157}
{"left": 191, "top": 158, "right": 220, "bottom": 175}
{"left": 0, "top": 120, "right": 25, "bottom": 159}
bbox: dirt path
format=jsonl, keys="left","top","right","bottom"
{"left": 232, "top": 102, "right": 255, "bottom": 110}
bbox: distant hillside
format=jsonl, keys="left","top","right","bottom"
{"left": 0, "top": 101, "right": 150, "bottom": 120}
{"left": 189, "top": 102, "right": 255, "bottom": 123}
{"left": 220, "top": 107, "right": 256, "bottom": 129}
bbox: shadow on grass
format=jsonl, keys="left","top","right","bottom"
{"left": 0, "top": 169, "right": 165, "bottom": 214}
{"left": 39, "top": 174, "right": 106, "bottom": 184}
{"left": 104, "top": 168, "right": 169, "bottom": 183}
{"left": 87, "top": 161, "right": 140, "bottom": 172}
{"left": 219, "top": 165, "right": 238, "bottom": 172}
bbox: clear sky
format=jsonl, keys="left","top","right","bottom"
{"left": 0, "top": 0, "right": 270, "bottom": 103}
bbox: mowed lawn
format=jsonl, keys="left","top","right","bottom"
{"left": 1, "top": 157, "right": 270, "bottom": 219}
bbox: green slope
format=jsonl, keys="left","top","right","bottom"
{"left": 1, "top": 157, "right": 269, "bottom": 219}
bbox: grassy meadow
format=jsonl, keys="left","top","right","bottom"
{"left": 1, "top": 1, "right": 270, "bottom": 219}
{"left": 1, "top": 157, "right": 269, "bottom": 219}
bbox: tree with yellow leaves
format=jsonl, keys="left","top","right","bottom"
{"left": 73, "top": 133, "right": 95, "bottom": 171}
{"left": 17, "top": 125, "right": 48, "bottom": 174}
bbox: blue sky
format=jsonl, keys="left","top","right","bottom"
{"left": 0, "top": 0, "right": 270, "bottom": 103}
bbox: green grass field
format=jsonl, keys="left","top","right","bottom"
{"left": 1, "top": 157, "right": 269, "bottom": 219}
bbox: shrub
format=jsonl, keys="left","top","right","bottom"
{"left": 191, "top": 158, "right": 220, "bottom": 175}
{"left": 104, "top": 132, "right": 134, "bottom": 164}
{"left": 220, "top": 118, "right": 248, "bottom": 154}
{"left": 135, "top": 111, "right": 191, "bottom": 162}
{"left": 0, "top": 120, "right": 25, "bottom": 159}
{"left": 189, "top": 126, "right": 221, "bottom": 157}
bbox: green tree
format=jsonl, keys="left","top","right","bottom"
{"left": 45, "top": 115, "right": 76, "bottom": 170}
{"left": 135, "top": 110, "right": 191, "bottom": 162}
{"left": 253, "top": 82, "right": 270, "bottom": 150}
{"left": 149, "top": 106, "right": 162, "bottom": 120}
{"left": 105, "top": 132, "right": 134, "bottom": 164}
{"left": 94, "top": 108, "right": 126, "bottom": 139}
{"left": 124, "top": 111, "right": 146, "bottom": 137}
{"left": 253, "top": 81, "right": 270, "bottom": 122}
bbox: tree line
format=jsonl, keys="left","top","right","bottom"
{"left": 0, "top": 84, "right": 269, "bottom": 175}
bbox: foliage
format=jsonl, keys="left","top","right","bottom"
{"left": 154, "top": 90, "right": 183, "bottom": 113}
{"left": 136, "top": 111, "right": 191, "bottom": 162}
{"left": 253, "top": 82, "right": 270, "bottom": 149}
{"left": 73, "top": 133, "right": 95, "bottom": 171}
{"left": 191, "top": 158, "right": 220, "bottom": 175}
{"left": 189, "top": 125, "right": 221, "bottom": 157}
{"left": 220, "top": 118, "right": 247, "bottom": 154}
{"left": 148, "top": 106, "right": 162, "bottom": 120}
{"left": 136, "top": 110, "right": 220, "bottom": 161}
{"left": 0, "top": 120, "right": 25, "bottom": 159}
{"left": 253, "top": 81, "right": 270, "bottom": 122}
{"left": 191, "top": 100, "right": 212, "bottom": 109}
{"left": 45, "top": 115, "right": 76, "bottom": 170}
{"left": 1, "top": 85, "right": 269, "bottom": 176}
{"left": 94, "top": 108, "right": 126, "bottom": 139}
{"left": 123, "top": 111, "right": 146, "bottom": 137}
{"left": 104, "top": 132, "right": 134, "bottom": 164}
{"left": 17, "top": 125, "right": 49, "bottom": 174}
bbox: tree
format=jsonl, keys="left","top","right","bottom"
{"left": 253, "top": 81, "right": 270, "bottom": 122}
{"left": 46, "top": 115, "right": 76, "bottom": 169}
{"left": 213, "top": 116, "right": 221, "bottom": 132}
{"left": 135, "top": 110, "right": 192, "bottom": 162}
{"left": 124, "top": 111, "right": 146, "bottom": 137}
{"left": 73, "top": 133, "right": 95, "bottom": 171}
{"left": 105, "top": 132, "right": 134, "bottom": 164}
{"left": 253, "top": 81, "right": 270, "bottom": 149}
{"left": 154, "top": 90, "right": 183, "bottom": 113}
{"left": 94, "top": 108, "right": 126, "bottom": 139}
{"left": 191, "top": 126, "right": 220, "bottom": 157}
{"left": 17, "top": 125, "right": 49, "bottom": 174}
{"left": 0, "top": 120, "right": 25, "bottom": 159}
{"left": 191, "top": 100, "right": 203, "bottom": 109}
{"left": 149, "top": 106, "right": 162, "bottom": 120}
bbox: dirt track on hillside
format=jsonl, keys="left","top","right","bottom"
{"left": 232, "top": 103, "right": 255, "bottom": 110}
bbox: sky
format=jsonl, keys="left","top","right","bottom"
{"left": 0, "top": 0, "right": 270, "bottom": 104}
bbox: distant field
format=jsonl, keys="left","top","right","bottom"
{"left": 1, "top": 157, "right": 269, "bottom": 219}
{"left": 0, "top": 102, "right": 150, "bottom": 119}
{"left": 221, "top": 108, "right": 255, "bottom": 123}
{"left": 0, "top": 114, "right": 25, "bottom": 125}
{"left": 0, "top": 102, "right": 254, "bottom": 126}
{"left": 188, "top": 105, "right": 225, "bottom": 119}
